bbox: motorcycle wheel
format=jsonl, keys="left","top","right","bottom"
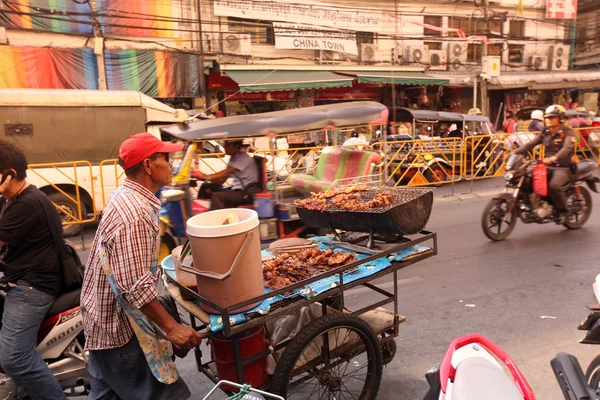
{"left": 585, "top": 354, "right": 600, "bottom": 392}
{"left": 563, "top": 186, "right": 593, "bottom": 230}
{"left": 481, "top": 198, "right": 517, "bottom": 241}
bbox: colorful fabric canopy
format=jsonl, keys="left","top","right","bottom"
{"left": 98, "top": 0, "right": 179, "bottom": 38}
{"left": 0, "top": 46, "right": 98, "bottom": 89}
{"left": 0, "top": 0, "right": 93, "bottom": 34}
{"left": 104, "top": 50, "right": 199, "bottom": 98}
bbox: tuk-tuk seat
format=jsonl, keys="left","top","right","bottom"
{"left": 289, "top": 147, "right": 382, "bottom": 193}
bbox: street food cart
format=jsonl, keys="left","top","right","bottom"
{"left": 159, "top": 102, "right": 438, "bottom": 399}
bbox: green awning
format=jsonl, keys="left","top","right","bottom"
{"left": 336, "top": 71, "right": 450, "bottom": 86}
{"left": 224, "top": 70, "right": 354, "bottom": 92}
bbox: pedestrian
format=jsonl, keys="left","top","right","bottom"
{"left": 503, "top": 111, "right": 516, "bottom": 133}
{"left": 0, "top": 140, "right": 66, "bottom": 400}
{"left": 81, "top": 133, "right": 201, "bottom": 400}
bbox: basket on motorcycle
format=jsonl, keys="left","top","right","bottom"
{"left": 296, "top": 187, "right": 434, "bottom": 235}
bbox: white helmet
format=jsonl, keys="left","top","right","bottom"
{"left": 531, "top": 110, "right": 544, "bottom": 121}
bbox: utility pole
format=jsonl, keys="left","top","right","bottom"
{"left": 480, "top": 0, "right": 489, "bottom": 116}
{"left": 197, "top": 0, "right": 207, "bottom": 108}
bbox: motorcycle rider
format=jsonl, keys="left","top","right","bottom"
{"left": 528, "top": 110, "right": 545, "bottom": 133}
{"left": 512, "top": 105, "right": 576, "bottom": 223}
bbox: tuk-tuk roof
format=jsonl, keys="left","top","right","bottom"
{"left": 160, "top": 101, "right": 388, "bottom": 141}
{"left": 394, "top": 108, "right": 490, "bottom": 123}
{"left": 565, "top": 109, "right": 590, "bottom": 118}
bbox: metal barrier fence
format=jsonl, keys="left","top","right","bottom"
{"left": 98, "top": 159, "right": 125, "bottom": 208}
{"left": 27, "top": 161, "right": 98, "bottom": 227}
{"left": 371, "top": 138, "right": 462, "bottom": 187}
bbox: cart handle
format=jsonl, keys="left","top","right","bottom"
{"left": 179, "top": 231, "right": 253, "bottom": 280}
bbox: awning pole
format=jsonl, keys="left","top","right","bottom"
{"left": 473, "top": 76, "right": 478, "bottom": 110}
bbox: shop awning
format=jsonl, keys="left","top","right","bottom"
{"left": 224, "top": 70, "right": 353, "bottom": 92}
{"left": 491, "top": 70, "right": 600, "bottom": 90}
{"left": 335, "top": 71, "right": 450, "bottom": 86}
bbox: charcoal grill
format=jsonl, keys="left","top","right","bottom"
{"left": 296, "top": 187, "right": 434, "bottom": 248}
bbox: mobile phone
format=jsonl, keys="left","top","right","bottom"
{"left": 0, "top": 170, "right": 15, "bottom": 186}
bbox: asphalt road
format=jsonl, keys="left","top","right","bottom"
{"left": 74, "top": 178, "right": 600, "bottom": 399}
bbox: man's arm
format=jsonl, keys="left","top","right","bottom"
{"left": 513, "top": 132, "right": 543, "bottom": 154}
{"left": 110, "top": 222, "right": 201, "bottom": 349}
{"left": 194, "top": 166, "right": 237, "bottom": 184}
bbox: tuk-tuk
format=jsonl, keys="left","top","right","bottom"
{"left": 378, "top": 108, "right": 493, "bottom": 184}
{"left": 157, "top": 102, "right": 388, "bottom": 256}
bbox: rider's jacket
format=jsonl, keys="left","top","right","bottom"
{"left": 515, "top": 126, "right": 576, "bottom": 167}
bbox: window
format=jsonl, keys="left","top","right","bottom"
{"left": 468, "top": 43, "right": 481, "bottom": 63}
{"left": 509, "top": 20, "right": 525, "bottom": 38}
{"left": 425, "top": 41, "right": 443, "bottom": 50}
{"left": 449, "top": 17, "right": 502, "bottom": 36}
{"left": 508, "top": 44, "right": 524, "bottom": 64}
{"left": 449, "top": 17, "right": 471, "bottom": 36}
{"left": 356, "top": 32, "right": 375, "bottom": 45}
{"left": 488, "top": 43, "right": 503, "bottom": 56}
{"left": 227, "top": 17, "right": 275, "bottom": 45}
{"left": 424, "top": 15, "right": 443, "bottom": 37}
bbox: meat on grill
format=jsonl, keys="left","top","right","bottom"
{"left": 295, "top": 185, "right": 395, "bottom": 212}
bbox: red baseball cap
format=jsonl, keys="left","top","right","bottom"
{"left": 119, "top": 133, "right": 184, "bottom": 169}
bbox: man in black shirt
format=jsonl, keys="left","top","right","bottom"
{"left": 0, "top": 140, "right": 66, "bottom": 399}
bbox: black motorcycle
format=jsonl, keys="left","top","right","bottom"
{"left": 481, "top": 154, "right": 599, "bottom": 241}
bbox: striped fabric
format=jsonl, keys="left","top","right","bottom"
{"left": 0, "top": 46, "right": 98, "bottom": 89}
{"left": 0, "top": 0, "right": 93, "bottom": 34}
{"left": 104, "top": 50, "right": 199, "bottom": 98}
{"left": 290, "top": 147, "right": 382, "bottom": 193}
{"left": 98, "top": 0, "right": 179, "bottom": 38}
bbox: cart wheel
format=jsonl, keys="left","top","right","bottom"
{"left": 270, "top": 313, "right": 383, "bottom": 400}
{"left": 381, "top": 338, "right": 397, "bottom": 365}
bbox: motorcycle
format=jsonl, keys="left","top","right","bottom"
{"left": 423, "top": 333, "right": 598, "bottom": 400}
{"left": 482, "top": 154, "right": 599, "bottom": 241}
{"left": 0, "top": 288, "right": 88, "bottom": 399}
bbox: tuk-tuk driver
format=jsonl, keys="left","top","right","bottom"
{"left": 194, "top": 140, "right": 261, "bottom": 210}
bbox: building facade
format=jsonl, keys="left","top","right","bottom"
{"left": 1, "top": 0, "right": 597, "bottom": 120}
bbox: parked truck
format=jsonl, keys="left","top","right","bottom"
{"left": 0, "top": 89, "right": 189, "bottom": 236}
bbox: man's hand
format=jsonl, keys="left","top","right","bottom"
{"left": 165, "top": 323, "right": 202, "bottom": 350}
{"left": 542, "top": 157, "right": 555, "bottom": 165}
{"left": 0, "top": 173, "right": 12, "bottom": 195}
{"left": 193, "top": 171, "right": 207, "bottom": 181}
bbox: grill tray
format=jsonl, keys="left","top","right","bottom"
{"left": 296, "top": 187, "right": 434, "bottom": 235}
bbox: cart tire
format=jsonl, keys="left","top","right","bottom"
{"left": 270, "top": 313, "right": 383, "bottom": 400}
{"left": 381, "top": 338, "right": 397, "bottom": 365}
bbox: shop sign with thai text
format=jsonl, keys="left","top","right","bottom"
{"left": 213, "top": 0, "right": 382, "bottom": 33}
{"left": 273, "top": 23, "right": 358, "bottom": 55}
{"left": 224, "top": 91, "right": 297, "bottom": 102}
{"left": 546, "top": 0, "right": 577, "bottom": 19}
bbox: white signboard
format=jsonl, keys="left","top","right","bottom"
{"left": 273, "top": 23, "right": 358, "bottom": 55}
{"left": 214, "top": 0, "right": 383, "bottom": 33}
{"left": 546, "top": 0, "right": 578, "bottom": 19}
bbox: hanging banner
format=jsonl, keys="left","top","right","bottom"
{"left": 0, "top": 0, "right": 93, "bottom": 34}
{"left": 98, "top": 0, "right": 181, "bottom": 38}
{"left": 224, "top": 91, "right": 297, "bottom": 102}
{"left": 546, "top": 0, "right": 578, "bottom": 19}
{"left": 273, "top": 23, "right": 358, "bottom": 55}
{"left": 213, "top": 0, "right": 382, "bottom": 33}
{"left": 104, "top": 50, "right": 198, "bottom": 98}
{"left": 0, "top": 46, "right": 98, "bottom": 89}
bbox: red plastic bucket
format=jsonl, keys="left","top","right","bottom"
{"left": 210, "top": 325, "right": 268, "bottom": 390}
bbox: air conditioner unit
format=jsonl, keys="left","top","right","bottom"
{"left": 428, "top": 50, "right": 447, "bottom": 70}
{"left": 359, "top": 44, "right": 378, "bottom": 63}
{"left": 316, "top": 50, "right": 341, "bottom": 64}
{"left": 529, "top": 55, "right": 549, "bottom": 70}
{"left": 408, "top": 45, "right": 429, "bottom": 65}
{"left": 392, "top": 47, "right": 406, "bottom": 65}
{"left": 221, "top": 33, "right": 251, "bottom": 55}
{"left": 448, "top": 42, "right": 468, "bottom": 71}
{"left": 550, "top": 45, "right": 570, "bottom": 71}
{"left": 0, "top": 27, "right": 7, "bottom": 45}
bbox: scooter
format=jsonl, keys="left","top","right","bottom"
{"left": 0, "top": 288, "right": 88, "bottom": 399}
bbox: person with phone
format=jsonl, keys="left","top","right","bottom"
{"left": 0, "top": 140, "right": 66, "bottom": 399}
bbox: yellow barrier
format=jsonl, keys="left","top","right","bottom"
{"left": 371, "top": 138, "right": 462, "bottom": 187}
{"left": 572, "top": 127, "right": 600, "bottom": 163}
{"left": 98, "top": 159, "right": 125, "bottom": 208}
{"left": 27, "top": 161, "right": 98, "bottom": 227}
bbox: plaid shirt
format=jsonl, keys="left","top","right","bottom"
{"left": 81, "top": 179, "right": 161, "bottom": 350}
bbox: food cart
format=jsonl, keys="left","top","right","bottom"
{"left": 159, "top": 102, "right": 438, "bottom": 400}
